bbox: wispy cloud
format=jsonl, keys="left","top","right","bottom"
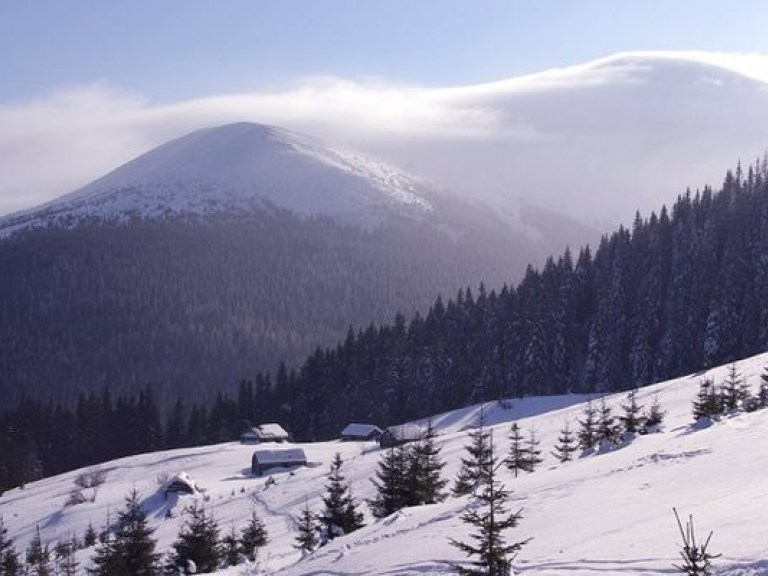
{"left": 1, "top": 51, "right": 767, "bottom": 221}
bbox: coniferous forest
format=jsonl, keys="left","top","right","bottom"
{"left": 1, "top": 159, "right": 768, "bottom": 493}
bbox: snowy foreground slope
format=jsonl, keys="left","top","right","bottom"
{"left": 4, "top": 353, "right": 768, "bottom": 575}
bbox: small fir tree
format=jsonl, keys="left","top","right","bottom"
{"left": 369, "top": 446, "right": 409, "bottom": 518}
{"left": 26, "top": 526, "right": 52, "bottom": 576}
{"left": 619, "top": 389, "right": 645, "bottom": 436}
{"left": 506, "top": 423, "right": 529, "bottom": 478}
{"left": 525, "top": 428, "right": 543, "bottom": 472}
{"left": 221, "top": 526, "right": 240, "bottom": 567}
{"left": 453, "top": 408, "right": 493, "bottom": 496}
{"left": 552, "top": 421, "right": 578, "bottom": 463}
{"left": 293, "top": 500, "right": 320, "bottom": 554}
{"left": 53, "top": 537, "right": 78, "bottom": 576}
{"left": 239, "top": 509, "right": 268, "bottom": 561}
{"left": 83, "top": 522, "right": 98, "bottom": 548}
{"left": 596, "top": 397, "right": 620, "bottom": 448}
{"left": 673, "top": 508, "right": 720, "bottom": 575}
{"left": 577, "top": 401, "right": 598, "bottom": 453}
{"left": 450, "top": 432, "right": 531, "bottom": 576}
{"left": 320, "top": 453, "right": 365, "bottom": 541}
{"left": 642, "top": 394, "right": 665, "bottom": 432}
{"left": 89, "top": 488, "right": 160, "bottom": 576}
{"left": 406, "top": 420, "right": 447, "bottom": 506}
{"left": 166, "top": 501, "right": 221, "bottom": 574}
{"left": 758, "top": 366, "right": 768, "bottom": 408}
{"left": 720, "top": 363, "right": 747, "bottom": 412}
{"left": 0, "top": 517, "right": 22, "bottom": 576}
{"left": 692, "top": 379, "right": 719, "bottom": 421}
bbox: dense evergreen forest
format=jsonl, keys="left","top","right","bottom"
{"left": 0, "top": 202, "right": 533, "bottom": 407}
{"left": 2, "top": 159, "right": 767, "bottom": 493}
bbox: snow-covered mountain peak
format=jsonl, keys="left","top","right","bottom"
{"left": 0, "top": 122, "right": 434, "bottom": 237}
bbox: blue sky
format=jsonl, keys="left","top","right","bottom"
{"left": 4, "top": 0, "right": 768, "bottom": 103}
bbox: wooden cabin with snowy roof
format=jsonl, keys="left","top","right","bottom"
{"left": 240, "top": 423, "right": 291, "bottom": 444}
{"left": 340, "top": 423, "right": 382, "bottom": 441}
{"left": 251, "top": 448, "right": 307, "bottom": 476}
{"left": 378, "top": 424, "right": 424, "bottom": 448}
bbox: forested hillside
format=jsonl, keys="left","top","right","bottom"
{"left": 0, "top": 204, "right": 529, "bottom": 407}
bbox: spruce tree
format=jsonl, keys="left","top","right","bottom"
{"left": 293, "top": 500, "right": 319, "bottom": 554}
{"left": 720, "top": 363, "right": 747, "bottom": 412}
{"left": 320, "top": 453, "right": 365, "bottom": 541}
{"left": 221, "top": 526, "right": 240, "bottom": 567}
{"left": 89, "top": 488, "right": 160, "bottom": 576}
{"left": 505, "top": 423, "right": 529, "bottom": 478}
{"left": 758, "top": 367, "right": 768, "bottom": 408}
{"left": 524, "top": 428, "right": 543, "bottom": 472}
{"left": 369, "top": 446, "right": 409, "bottom": 518}
{"left": 406, "top": 420, "right": 447, "bottom": 506}
{"left": 596, "top": 397, "right": 620, "bottom": 448}
{"left": 453, "top": 418, "right": 492, "bottom": 496}
{"left": 25, "top": 526, "right": 52, "bottom": 576}
{"left": 619, "top": 389, "right": 645, "bottom": 436}
{"left": 450, "top": 432, "right": 531, "bottom": 575}
{"left": 552, "top": 421, "right": 578, "bottom": 463}
{"left": 0, "top": 517, "right": 21, "bottom": 576}
{"left": 83, "top": 522, "right": 98, "bottom": 548}
{"left": 577, "top": 401, "right": 598, "bottom": 453}
{"left": 692, "top": 379, "right": 719, "bottom": 421}
{"left": 53, "top": 538, "right": 78, "bottom": 576}
{"left": 642, "top": 394, "right": 665, "bottom": 433}
{"left": 239, "top": 509, "right": 268, "bottom": 561}
{"left": 166, "top": 501, "right": 221, "bottom": 574}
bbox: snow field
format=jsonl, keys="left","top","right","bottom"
{"left": 3, "top": 352, "right": 768, "bottom": 574}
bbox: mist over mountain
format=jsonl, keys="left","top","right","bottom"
{"left": 0, "top": 123, "right": 587, "bottom": 407}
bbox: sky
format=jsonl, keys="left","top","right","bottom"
{"left": 2, "top": 1, "right": 768, "bottom": 216}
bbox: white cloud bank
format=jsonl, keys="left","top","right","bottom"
{"left": 1, "top": 51, "right": 767, "bottom": 224}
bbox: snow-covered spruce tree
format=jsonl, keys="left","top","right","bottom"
{"left": 369, "top": 445, "right": 409, "bottom": 518}
{"left": 450, "top": 432, "right": 531, "bottom": 576}
{"left": 619, "top": 389, "right": 645, "bottom": 437}
{"left": 673, "top": 508, "right": 720, "bottom": 575}
{"left": 453, "top": 421, "right": 493, "bottom": 496}
{"left": 759, "top": 366, "right": 768, "bottom": 408}
{"left": 166, "top": 501, "right": 221, "bottom": 574}
{"left": 642, "top": 394, "right": 665, "bottom": 433}
{"left": 83, "top": 522, "right": 98, "bottom": 548}
{"left": 221, "top": 526, "right": 240, "bottom": 567}
{"left": 320, "top": 452, "right": 365, "bottom": 541}
{"left": 53, "top": 537, "right": 79, "bottom": 576}
{"left": 505, "top": 423, "right": 528, "bottom": 478}
{"left": 692, "top": 379, "right": 719, "bottom": 422}
{"left": 406, "top": 420, "right": 447, "bottom": 506}
{"left": 293, "top": 500, "right": 320, "bottom": 554}
{"left": 551, "top": 421, "right": 578, "bottom": 463}
{"left": 0, "top": 517, "right": 22, "bottom": 576}
{"left": 596, "top": 397, "right": 621, "bottom": 449}
{"left": 90, "top": 488, "right": 160, "bottom": 576}
{"left": 239, "top": 508, "right": 268, "bottom": 561}
{"left": 720, "top": 363, "right": 749, "bottom": 412}
{"left": 25, "top": 525, "right": 52, "bottom": 576}
{"left": 577, "top": 401, "right": 598, "bottom": 453}
{"left": 525, "top": 428, "right": 543, "bottom": 472}
{"left": 453, "top": 406, "right": 493, "bottom": 495}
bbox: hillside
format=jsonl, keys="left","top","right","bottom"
{"left": 0, "top": 123, "right": 576, "bottom": 406}
{"left": 2, "top": 352, "right": 768, "bottom": 575}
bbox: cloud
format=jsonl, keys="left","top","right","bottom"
{"left": 1, "top": 50, "right": 767, "bottom": 223}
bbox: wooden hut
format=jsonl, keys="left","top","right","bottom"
{"left": 251, "top": 448, "right": 307, "bottom": 476}
{"left": 340, "top": 423, "right": 382, "bottom": 441}
{"left": 378, "top": 424, "right": 424, "bottom": 448}
{"left": 240, "top": 423, "right": 291, "bottom": 444}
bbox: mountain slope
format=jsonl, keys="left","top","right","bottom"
{"left": 3, "top": 352, "right": 768, "bottom": 575}
{"left": 0, "top": 123, "right": 574, "bottom": 407}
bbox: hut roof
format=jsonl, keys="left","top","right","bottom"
{"left": 341, "top": 423, "right": 382, "bottom": 437}
{"left": 252, "top": 448, "right": 306, "bottom": 464}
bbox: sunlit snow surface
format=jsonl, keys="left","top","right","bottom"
{"left": 4, "top": 352, "right": 768, "bottom": 575}
{"left": 0, "top": 123, "right": 432, "bottom": 238}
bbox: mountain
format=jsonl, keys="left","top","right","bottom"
{"left": 3, "top": 351, "right": 768, "bottom": 575}
{"left": 0, "top": 123, "right": 586, "bottom": 407}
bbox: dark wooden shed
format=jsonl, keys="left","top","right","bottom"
{"left": 251, "top": 448, "right": 307, "bottom": 476}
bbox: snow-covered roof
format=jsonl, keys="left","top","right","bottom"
{"left": 341, "top": 423, "right": 382, "bottom": 437}
{"left": 251, "top": 448, "right": 306, "bottom": 464}
{"left": 384, "top": 424, "right": 424, "bottom": 441}
{"left": 162, "top": 471, "right": 197, "bottom": 493}
{"left": 244, "top": 423, "right": 290, "bottom": 439}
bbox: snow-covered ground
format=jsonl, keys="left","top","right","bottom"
{"left": 3, "top": 352, "right": 768, "bottom": 575}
